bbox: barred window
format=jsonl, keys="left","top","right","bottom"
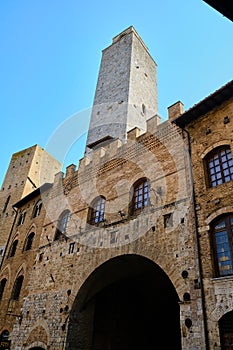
{"left": 206, "top": 146, "right": 233, "bottom": 187}
{"left": 131, "top": 178, "right": 149, "bottom": 215}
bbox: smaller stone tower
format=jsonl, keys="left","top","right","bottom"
{"left": 0, "top": 144, "right": 61, "bottom": 261}
{"left": 86, "top": 26, "right": 158, "bottom": 151}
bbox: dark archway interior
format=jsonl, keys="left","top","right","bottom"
{"left": 66, "top": 254, "right": 181, "bottom": 350}
{"left": 219, "top": 310, "right": 233, "bottom": 349}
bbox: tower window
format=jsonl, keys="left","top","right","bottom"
{"left": 142, "top": 104, "right": 146, "bottom": 115}
{"left": 17, "top": 211, "right": 26, "bottom": 226}
{"left": 69, "top": 242, "right": 75, "bottom": 254}
{"left": 2, "top": 196, "right": 10, "bottom": 213}
{"left": 32, "top": 200, "right": 42, "bottom": 218}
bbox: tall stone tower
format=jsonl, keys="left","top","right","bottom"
{"left": 0, "top": 144, "right": 61, "bottom": 261}
{"left": 86, "top": 26, "right": 158, "bottom": 151}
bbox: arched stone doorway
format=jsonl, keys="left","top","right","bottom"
{"left": 219, "top": 310, "right": 233, "bottom": 349}
{"left": 66, "top": 254, "right": 181, "bottom": 350}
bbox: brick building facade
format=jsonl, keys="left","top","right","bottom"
{"left": 0, "top": 26, "right": 232, "bottom": 350}
{"left": 175, "top": 80, "right": 233, "bottom": 349}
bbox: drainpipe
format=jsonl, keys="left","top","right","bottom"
{"left": 177, "top": 125, "right": 210, "bottom": 350}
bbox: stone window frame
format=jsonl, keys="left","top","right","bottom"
{"left": 205, "top": 145, "right": 233, "bottom": 188}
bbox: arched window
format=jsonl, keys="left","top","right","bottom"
{"left": 131, "top": 178, "right": 150, "bottom": 215}
{"left": 32, "top": 200, "right": 42, "bottom": 218}
{"left": 205, "top": 146, "right": 233, "bottom": 187}
{"left": 0, "top": 278, "right": 7, "bottom": 300}
{"left": 212, "top": 215, "right": 233, "bottom": 277}
{"left": 17, "top": 211, "right": 26, "bottom": 226}
{"left": 54, "top": 210, "right": 70, "bottom": 240}
{"left": 88, "top": 196, "right": 106, "bottom": 225}
{"left": 8, "top": 240, "right": 18, "bottom": 258}
{"left": 24, "top": 232, "right": 35, "bottom": 251}
{"left": 11, "top": 275, "right": 24, "bottom": 300}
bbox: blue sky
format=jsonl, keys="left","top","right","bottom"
{"left": 1, "top": 1, "right": 233, "bottom": 186}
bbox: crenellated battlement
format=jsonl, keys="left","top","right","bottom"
{"left": 52, "top": 115, "right": 184, "bottom": 201}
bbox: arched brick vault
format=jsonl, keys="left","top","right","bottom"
{"left": 71, "top": 253, "right": 180, "bottom": 313}
{"left": 26, "top": 344, "right": 46, "bottom": 350}
{"left": 66, "top": 233, "right": 191, "bottom": 310}
{"left": 66, "top": 254, "right": 182, "bottom": 350}
{"left": 68, "top": 231, "right": 188, "bottom": 304}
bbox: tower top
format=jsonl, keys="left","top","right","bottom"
{"left": 111, "top": 26, "right": 149, "bottom": 51}
{"left": 86, "top": 26, "right": 158, "bottom": 151}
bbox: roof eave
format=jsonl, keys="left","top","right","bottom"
{"left": 174, "top": 80, "right": 233, "bottom": 128}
